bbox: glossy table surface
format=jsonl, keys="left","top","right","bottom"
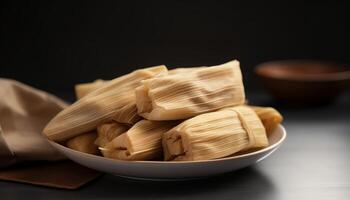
{"left": 1, "top": 92, "right": 349, "bottom": 200}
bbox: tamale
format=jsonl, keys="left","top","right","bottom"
{"left": 95, "top": 122, "right": 129, "bottom": 147}
{"left": 112, "top": 104, "right": 141, "bottom": 125}
{"left": 66, "top": 131, "right": 99, "bottom": 155}
{"left": 44, "top": 66, "right": 167, "bottom": 142}
{"left": 75, "top": 79, "right": 106, "bottom": 99}
{"left": 251, "top": 106, "right": 283, "bottom": 134}
{"left": 135, "top": 60, "right": 245, "bottom": 120}
{"left": 101, "top": 120, "right": 177, "bottom": 161}
{"left": 162, "top": 106, "right": 268, "bottom": 161}
{"left": 168, "top": 67, "right": 205, "bottom": 74}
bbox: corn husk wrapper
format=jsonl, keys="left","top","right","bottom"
{"left": 168, "top": 67, "right": 205, "bottom": 74}
{"left": 95, "top": 122, "right": 129, "bottom": 147}
{"left": 74, "top": 79, "right": 142, "bottom": 124}
{"left": 251, "top": 106, "right": 283, "bottom": 134}
{"left": 75, "top": 79, "right": 106, "bottom": 99}
{"left": 111, "top": 104, "right": 141, "bottom": 125}
{"left": 44, "top": 66, "right": 167, "bottom": 142}
{"left": 66, "top": 131, "right": 99, "bottom": 155}
{"left": 163, "top": 106, "right": 268, "bottom": 161}
{"left": 101, "top": 120, "right": 178, "bottom": 161}
{"left": 135, "top": 60, "right": 245, "bottom": 121}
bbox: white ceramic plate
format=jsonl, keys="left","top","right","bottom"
{"left": 49, "top": 125, "right": 286, "bottom": 180}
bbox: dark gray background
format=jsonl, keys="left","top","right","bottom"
{"left": 1, "top": 1, "right": 350, "bottom": 93}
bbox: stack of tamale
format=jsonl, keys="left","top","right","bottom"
{"left": 44, "top": 60, "right": 283, "bottom": 161}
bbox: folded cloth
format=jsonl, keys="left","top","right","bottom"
{"left": 0, "top": 160, "right": 101, "bottom": 189}
{"left": 0, "top": 78, "right": 101, "bottom": 189}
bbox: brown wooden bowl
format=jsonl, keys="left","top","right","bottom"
{"left": 255, "top": 60, "right": 350, "bottom": 105}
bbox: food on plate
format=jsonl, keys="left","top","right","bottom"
{"left": 44, "top": 60, "right": 283, "bottom": 162}
{"left": 66, "top": 131, "right": 99, "bottom": 155}
{"left": 95, "top": 122, "right": 129, "bottom": 148}
{"left": 135, "top": 60, "right": 245, "bottom": 120}
{"left": 75, "top": 79, "right": 106, "bottom": 99}
{"left": 43, "top": 66, "right": 167, "bottom": 141}
{"left": 100, "top": 120, "right": 178, "bottom": 161}
{"left": 251, "top": 106, "right": 283, "bottom": 134}
{"left": 162, "top": 106, "right": 268, "bottom": 161}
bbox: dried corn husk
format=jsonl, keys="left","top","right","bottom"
{"left": 75, "top": 79, "right": 106, "bottom": 99}
{"left": 66, "top": 131, "right": 99, "bottom": 155}
{"left": 101, "top": 120, "right": 178, "bottom": 161}
{"left": 251, "top": 106, "right": 283, "bottom": 134}
{"left": 111, "top": 104, "right": 141, "bottom": 125}
{"left": 168, "top": 67, "right": 205, "bottom": 74}
{"left": 95, "top": 122, "right": 129, "bottom": 147}
{"left": 163, "top": 106, "right": 268, "bottom": 161}
{"left": 44, "top": 66, "right": 167, "bottom": 142}
{"left": 135, "top": 60, "right": 245, "bottom": 120}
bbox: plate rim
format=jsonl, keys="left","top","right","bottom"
{"left": 49, "top": 124, "right": 287, "bottom": 165}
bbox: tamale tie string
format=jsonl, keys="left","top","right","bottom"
{"left": 232, "top": 109, "right": 256, "bottom": 149}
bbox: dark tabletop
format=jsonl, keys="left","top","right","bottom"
{"left": 1, "top": 92, "right": 349, "bottom": 200}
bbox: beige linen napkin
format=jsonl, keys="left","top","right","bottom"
{"left": 0, "top": 78, "right": 101, "bottom": 189}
